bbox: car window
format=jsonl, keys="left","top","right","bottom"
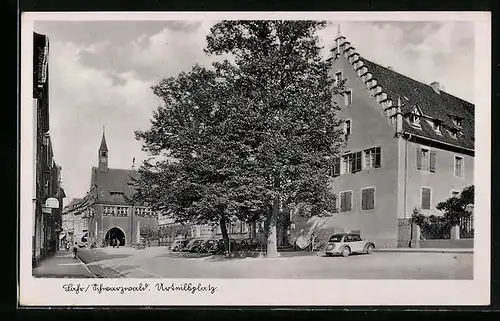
{"left": 329, "top": 235, "right": 344, "bottom": 242}
{"left": 352, "top": 235, "right": 362, "bottom": 242}
{"left": 344, "top": 235, "right": 352, "bottom": 242}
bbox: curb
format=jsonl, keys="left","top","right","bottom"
{"left": 77, "top": 252, "right": 126, "bottom": 278}
{"left": 375, "top": 249, "right": 474, "bottom": 254}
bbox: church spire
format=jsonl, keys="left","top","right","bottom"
{"left": 99, "top": 125, "right": 108, "bottom": 152}
{"left": 98, "top": 126, "right": 109, "bottom": 172}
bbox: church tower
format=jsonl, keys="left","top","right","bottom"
{"left": 98, "top": 126, "right": 109, "bottom": 172}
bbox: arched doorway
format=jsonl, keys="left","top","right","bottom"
{"left": 105, "top": 227, "right": 126, "bottom": 246}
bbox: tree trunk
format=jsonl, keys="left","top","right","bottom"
{"left": 266, "top": 198, "right": 280, "bottom": 257}
{"left": 219, "top": 216, "right": 230, "bottom": 254}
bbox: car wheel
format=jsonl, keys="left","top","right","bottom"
{"left": 341, "top": 247, "right": 350, "bottom": 257}
{"left": 366, "top": 244, "right": 374, "bottom": 254}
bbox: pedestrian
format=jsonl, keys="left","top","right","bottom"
{"left": 72, "top": 242, "right": 78, "bottom": 259}
{"left": 65, "top": 241, "right": 70, "bottom": 252}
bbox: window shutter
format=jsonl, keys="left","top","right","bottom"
{"left": 333, "top": 157, "right": 340, "bottom": 176}
{"left": 346, "top": 191, "right": 352, "bottom": 211}
{"left": 421, "top": 188, "right": 431, "bottom": 210}
{"left": 430, "top": 151, "right": 436, "bottom": 173}
{"left": 416, "top": 147, "right": 422, "bottom": 170}
{"left": 369, "top": 188, "right": 375, "bottom": 209}
{"left": 340, "top": 193, "right": 345, "bottom": 212}
{"left": 356, "top": 152, "right": 362, "bottom": 172}
{"left": 361, "top": 190, "right": 366, "bottom": 210}
{"left": 374, "top": 147, "right": 381, "bottom": 168}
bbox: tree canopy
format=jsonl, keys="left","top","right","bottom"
{"left": 132, "top": 20, "right": 345, "bottom": 256}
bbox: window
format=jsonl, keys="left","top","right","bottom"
{"left": 421, "top": 187, "right": 431, "bottom": 210}
{"left": 432, "top": 120, "right": 442, "bottom": 134}
{"left": 451, "top": 117, "right": 463, "bottom": 127}
{"left": 449, "top": 129, "right": 458, "bottom": 139}
{"left": 451, "top": 190, "right": 460, "bottom": 197}
{"left": 417, "top": 147, "right": 436, "bottom": 172}
{"left": 103, "top": 206, "right": 115, "bottom": 216}
{"left": 339, "top": 191, "right": 352, "bottom": 212}
{"left": 341, "top": 151, "right": 362, "bottom": 174}
{"left": 334, "top": 71, "right": 343, "bottom": 86}
{"left": 343, "top": 119, "right": 352, "bottom": 136}
{"left": 331, "top": 157, "right": 341, "bottom": 176}
{"left": 344, "top": 90, "right": 352, "bottom": 106}
{"left": 361, "top": 187, "right": 375, "bottom": 210}
{"left": 454, "top": 156, "right": 464, "bottom": 177}
{"left": 364, "top": 147, "right": 381, "bottom": 169}
{"left": 410, "top": 114, "right": 421, "bottom": 127}
{"left": 351, "top": 234, "right": 362, "bottom": 242}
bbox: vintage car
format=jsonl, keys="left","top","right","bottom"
{"left": 183, "top": 239, "right": 205, "bottom": 253}
{"left": 323, "top": 233, "right": 375, "bottom": 257}
{"left": 170, "top": 239, "right": 189, "bottom": 252}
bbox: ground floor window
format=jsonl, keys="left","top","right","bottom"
{"left": 421, "top": 187, "right": 431, "bottom": 210}
{"left": 339, "top": 191, "right": 352, "bottom": 212}
{"left": 361, "top": 187, "right": 375, "bottom": 210}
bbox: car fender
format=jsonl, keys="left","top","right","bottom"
{"left": 363, "top": 242, "right": 375, "bottom": 250}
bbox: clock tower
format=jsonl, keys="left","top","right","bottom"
{"left": 98, "top": 127, "right": 108, "bottom": 172}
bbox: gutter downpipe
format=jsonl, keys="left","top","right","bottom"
{"left": 404, "top": 132, "right": 412, "bottom": 247}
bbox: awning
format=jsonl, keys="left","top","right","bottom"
{"left": 59, "top": 233, "right": 67, "bottom": 240}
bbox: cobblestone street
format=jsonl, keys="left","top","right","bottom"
{"left": 72, "top": 246, "right": 473, "bottom": 280}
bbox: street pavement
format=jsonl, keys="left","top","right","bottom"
{"left": 32, "top": 250, "right": 95, "bottom": 278}
{"left": 76, "top": 246, "right": 473, "bottom": 280}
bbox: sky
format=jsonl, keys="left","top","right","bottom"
{"left": 32, "top": 20, "right": 475, "bottom": 205}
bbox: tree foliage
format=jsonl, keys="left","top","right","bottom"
{"left": 205, "top": 20, "right": 344, "bottom": 255}
{"left": 132, "top": 20, "right": 344, "bottom": 256}
{"left": 411, "top": 185, "right": 474, "bottom": 238}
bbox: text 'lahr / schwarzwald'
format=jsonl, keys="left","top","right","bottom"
{"left": 62, "top": 283, "right": 218, "bottom": 295}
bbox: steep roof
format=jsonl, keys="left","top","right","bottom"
{"left": 90, "top": 167, "right": 138, "bottom": 205}
{"left": 360, "top": 58, "right": 475, "bottom": 150}
{"left": 99, "top": 131, "right": 108, "bottom": 151}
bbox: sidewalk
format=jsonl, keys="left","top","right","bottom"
{"left": 375, "top": 248, "right": 473, "bottom": 254}
{"left": 33, "top": 250, "right": 95, "bottom": 278}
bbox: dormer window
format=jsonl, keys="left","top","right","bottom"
{"left": 449, "top": 129, "right": 458, "bottom": 139}
{"left": 451, "top": 116, "right": 463, "bottom": 127}
{"left": 410, "top": 114, "right": 421, "bottom": 127}
{"left": 431, "top": 120, "right": 442, "bottom": 134}
{"left": 410, "top": 106, "right": 422, "bottom": 128}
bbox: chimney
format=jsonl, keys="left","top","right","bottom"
{"left": 430, "top": 81, "right": 441, "bottom": 94}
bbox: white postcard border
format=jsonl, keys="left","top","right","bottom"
{"left": 19, "top": 11, "right": 491, "bottom": 306}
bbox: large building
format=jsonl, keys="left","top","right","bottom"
{"left": 300, "top": 31, "right": 474, "bottom": 248}
{"left": 33, "top": 32, "right": 66, "bottom": 267}
{"left": 82, "top": 130, "right": 157, "bottom": 246}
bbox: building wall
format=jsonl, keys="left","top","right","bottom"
{"left": 404, "top": 139, "right": 474, "bottom": 217}
{"left": 321, "top": 52, "right": 400, "bottom": 248}
{"left": 89, "top": 204, "right": 157, "bottom": 246}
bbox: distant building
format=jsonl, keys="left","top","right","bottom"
{"left": 83, "top": 130, "right": 157, "bottom": 246}
{"left": 33, "top": 32, "right": 66, "bottom": 267}
{"left": 291, "top": 30, "right": 474, "bottom": 248}
{"left": 61, "top": 198, "right": 88, "bottom": 247}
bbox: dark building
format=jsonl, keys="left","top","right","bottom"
{"left": 83, "top": 130, "right": 157, "bottom": 247}
{"left": 33, "top": 32, "right": 66, "bottom": 267}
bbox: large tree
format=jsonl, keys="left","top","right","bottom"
{"left": 132, "top": 65, "right": 269, "bottom": 252}
{"left": 205, "top": 21, "right": 344, "bottom": 256}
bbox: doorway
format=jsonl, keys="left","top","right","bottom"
{"left": 105, "top": 227, "right": 126, "bottom": 246}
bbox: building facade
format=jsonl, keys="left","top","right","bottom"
{"left": 61, "top": 198, "right": 88, "bottom": 248}
{"left": 304, "top": 31, "right": 475, "bottom": 248}
{"left": 33, "top": 32, "right": 66, "bottom": 267}
{"left": 83, "top": 130, "right": 157, "bottom": 246}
